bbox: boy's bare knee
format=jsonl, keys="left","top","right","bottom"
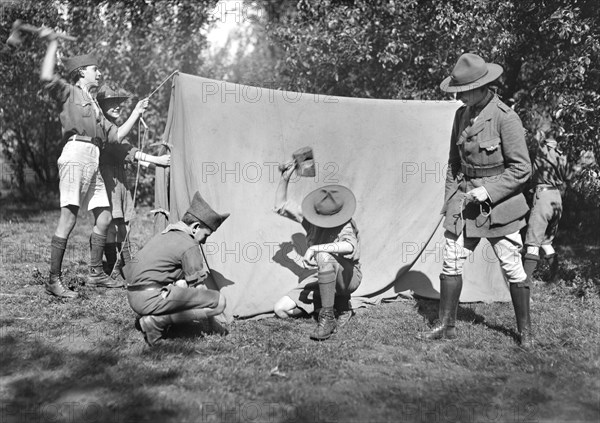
{"left": 315, "top": 251, "right": 335, "bottom": 265}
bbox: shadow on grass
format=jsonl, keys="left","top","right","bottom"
{"left": 414, "top": 297, "right": 519, "bottom": 342}
{"left": 0, "top": 331, "right": 182, "bottom": 422}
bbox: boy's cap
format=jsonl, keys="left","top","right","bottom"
{"left": 186, "top": 191, "right": 230, "bottom": 231}
{"left": 63, "top": 53, "right": 98, "bottom": 75}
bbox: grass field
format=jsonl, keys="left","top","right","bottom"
{"left": 1, "top": 200, "right": 599, "bottom": 423}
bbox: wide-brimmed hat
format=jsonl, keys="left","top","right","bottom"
{"left": 301, "top": 185, "right": 356, "bottom": 228}
{"left": 186, "top": 191, "right": 230, "bottom": 232}
{"left": 63, "top": 53, "right": 98, "bottom": 75}
{"left": 440, "top": 53, "right": 503, "bottom": 92}
{"left": 96, "top": 85, "right": 130, "bottom": 110}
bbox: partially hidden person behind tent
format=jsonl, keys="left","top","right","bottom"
{"left": 39, "top": 30, "right": 153, "bottom": 298}
{"left": 417, "top": 53, "right": 534, "bottom": 348}
{"left": 125, "top": 191, "right": 229, "bottom": 347}
{"left": 96, "top": 85, "right": 170, "bottom": 287}
{"left": 273, "top": 164, "right": 362, "bottom": 341}
{"left": 522, "top": 133, "right": 570, "bottom": 284}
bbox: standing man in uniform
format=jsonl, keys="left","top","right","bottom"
{"left": 522, "top": 135, "right": 568, "bottom": 283}
{"left": 417, "top": 53, "right": 534, "bottom": 348}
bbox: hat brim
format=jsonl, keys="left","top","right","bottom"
{"left": 97, "top": 95, "right": 129, "bottom": 108}
{"left": 301, "top": 185, "right": 356, "bottom": 228}
{"left": 440, "top": 63, "right": 503, "bottom": 93}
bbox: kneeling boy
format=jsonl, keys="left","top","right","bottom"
{"left": 126, "top": 191, "right": 229, "bottom": 346}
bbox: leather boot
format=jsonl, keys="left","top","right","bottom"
{"left": 45, "top": 273, "right": 79, "bottom": 299}
{"left": 510, "top": 282, "right": 534, "bottom": 349}
{"left": 109, "top": 259, "right": 127, "bottom": 285}
{"left": 136, "top": 314, "right": 173, "bottom": 346}
{"left": 417, "top": 274, "right": 462, "bottom": 340}
{"left": 86, "top": 267, "right": 124, "bottom": 288}
{"left": 310, "top": 307, "right": 337, "bottom": 341}
{"left": 135, "top": 309, "right": 210, "bottom": 346}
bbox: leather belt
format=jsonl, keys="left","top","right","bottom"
{"left": 536, "top": 185, "right": 559, "bottom": 193}
{"left": 127, "top": 283, "right": 164, "bottom": 292}
{"left": 68, "top": 134, "right": 102, "bottom": 147}
{"left": 461, "top": 163, "right": 505, "bottom": 178}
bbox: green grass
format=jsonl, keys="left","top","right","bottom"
{"left": 1, "top": 200, "right": 599, "bottom": 423}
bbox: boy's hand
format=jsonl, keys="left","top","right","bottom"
{"left": 38, "top": 28, "right": 58, "bottom": 41}
{"left": 155, "top": 154, "right": 170, "bottom": 167}
{"left": 134, "top": 98, "right": 149, "bottom": 116}
{"left": 280, "top": 162, "right": 295, "bottom": 181}
{"left": 302, "top": 247, "right": 317, "bottom": 266}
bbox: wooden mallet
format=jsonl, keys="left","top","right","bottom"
{"left": 6, "top": 19, "right": 76, "bottom": 48}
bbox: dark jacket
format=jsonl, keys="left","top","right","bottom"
{"left": 442, "top": 93, "right": 531, "bottom": 238}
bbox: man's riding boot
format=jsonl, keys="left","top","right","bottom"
{"left": 417, "top": 274, "right": 462, "bottom": 340}
{"left": 310, "top": 307, "right": 337, "bottom": 341}
{"left": 510, "top": 282, "right": 534, "bottom": 349}
{"left": 45, "top": 273, "right": 79, "bottom": 299}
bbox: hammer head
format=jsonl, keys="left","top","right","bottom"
{"left": 6, "top": 20, "right": 24, "bottom": 48}
{"left": 292, "top": 146, "right": 315, "bottom": 177}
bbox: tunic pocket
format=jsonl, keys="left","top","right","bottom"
{"left": 478, "top": 137, "right": 501, "bottom": 152}
{"left": 76, "top": 101, "right": 93, "bottom": 118}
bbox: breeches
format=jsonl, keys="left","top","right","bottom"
{"left": 442, "top": 230, "right": 527, "bottom": 284}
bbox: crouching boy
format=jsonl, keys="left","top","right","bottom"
{"left": 125, "top": 191, "right": 229, "bottom": 346}
{"left": 273, "top": 164, "right": 362, "bottom": 340}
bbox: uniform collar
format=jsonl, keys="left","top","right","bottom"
{"left": 161, "top": 221, "right": 194, "bottom": 237}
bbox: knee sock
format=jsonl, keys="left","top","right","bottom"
{"left": 318, "top": 264, "right": 337, "bottom": 309}
{"left": 50, "top": 235, "right": 68, "bottom": 276}
{"left": 522, "top": 253, "right": 540, "bottom": 280}
{"left": 90, "top": 232, "right": 107, "bottom": 270}
{"left": 104, "top": 242, "right": 118, "bottom": 268}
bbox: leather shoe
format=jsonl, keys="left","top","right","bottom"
{"left": 45, "top": 273, "right": 78, "bottom": 299}
{"left": 310, "top": 307, "right": 337, "bottom": 341}
{"left": 86, "top": 267, "right": 124, "bottom": 288}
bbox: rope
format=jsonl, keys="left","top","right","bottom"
{"left": 148, "top": 70, "right": 179, "bottom": 98}
{"left": 110, "top": 70, "right": 179, "bottom": 280}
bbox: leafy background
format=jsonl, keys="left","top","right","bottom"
{"left": 0, "top": 0, "right": 598, "bottom": 213}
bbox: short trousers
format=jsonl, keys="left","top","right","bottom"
{"left": 57, "top": 141, "right": 109, "bottom": 211}
{"left": 525, "top": 188, "right": 562, "bottom": 247}
{"left": 127, "top": 284, "right": 221, "bottom": 316}
{"left": 101, "top": 164, "right": 135, "bottom": 221}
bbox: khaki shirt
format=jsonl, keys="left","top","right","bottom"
{"left": 45, "top": 76, "right": 118, "bottom": 146}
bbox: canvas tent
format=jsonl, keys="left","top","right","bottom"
{"left": 154, "top": 73, "right": 510, "bottom": 320}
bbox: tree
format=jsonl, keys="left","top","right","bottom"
{"left": 0, "top": 0, "right": 214, "bottom": 199}
{"left": 267, "top": 0, "right": 599, "bottom": 204}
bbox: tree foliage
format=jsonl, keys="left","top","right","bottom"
{"left": 267, "top": 0, "right": 599, "bottom": 204}
{"left": 1, "top": 0, "right": 598, "bottom": 208}
{"left": 0, "top": 0, "right": 214, "bottom": 197}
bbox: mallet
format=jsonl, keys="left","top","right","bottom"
{"left": 6, "top": 19, "right": 76, "bottom": 48}
{"left": 278, "top": 146, "right": 316, "bottom": 177}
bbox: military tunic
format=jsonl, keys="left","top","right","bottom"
{"left": 442, "top": 93, "right": 531, "bottom": 238}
